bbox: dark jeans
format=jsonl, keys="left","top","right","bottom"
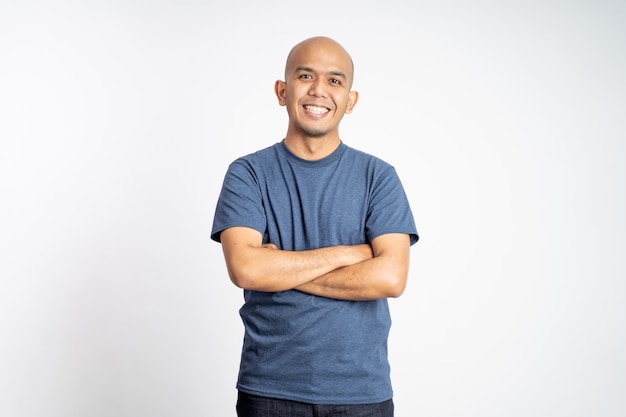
{"left": 236, "top": 391, "right": 394, "bottom": 417}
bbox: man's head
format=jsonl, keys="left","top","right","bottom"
{"left": 275, "top": 36, "right": 358, "bottom": 141}
{"left": 284, "top": 36, "right": 355, "bottom": 89}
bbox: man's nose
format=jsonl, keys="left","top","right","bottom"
{"left": 308, "top": 79, "right": 327, "bottom": 97}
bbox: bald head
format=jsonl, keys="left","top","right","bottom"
{"left": 284, "top": 36, "right": 355, "bottom": 89}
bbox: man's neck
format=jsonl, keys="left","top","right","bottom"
{"left": 283, "top": 135, "right": 341, "bottom": 161}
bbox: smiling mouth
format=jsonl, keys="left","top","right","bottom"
{"left": 303, "top": 104, "right": 330, "bottom": 115}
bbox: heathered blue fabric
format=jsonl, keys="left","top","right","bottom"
{"left": 211, "top": 141, "right": 418, "bottom": 404}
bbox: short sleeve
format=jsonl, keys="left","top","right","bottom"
{"left": 211, "top": 158, "right": 267, "bottom": 242}
{"left": 365, "top": 166, "right": 419, "bottom": 245}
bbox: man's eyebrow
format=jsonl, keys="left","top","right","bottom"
{"left": 329, "top": 70, "right": 347, "bottom": 80}
{"left": 294, "top": 66, "right": 347, "bottom": 80}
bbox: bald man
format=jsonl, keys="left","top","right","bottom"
{"left": 211, "top": 36, "right": 419, "bottom": 417}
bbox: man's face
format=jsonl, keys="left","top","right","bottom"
{"left": 275, "top": 39, "right": 358, "bottom": 140}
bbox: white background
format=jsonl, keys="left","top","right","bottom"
{"left": 1, "top": 1, "right": 624, "bottom": 416}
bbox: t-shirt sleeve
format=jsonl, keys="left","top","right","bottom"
{"left": 211, "top": 158, "right": 266, "bottom": 243}
{"left": 365, "top": 165, "right": 419, "bottom": 245}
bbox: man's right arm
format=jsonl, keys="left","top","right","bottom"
{"left": 219, "top": 226, "right": 373, "bottom": 292}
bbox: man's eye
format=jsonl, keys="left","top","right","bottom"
{"left": 299, "top": 74, "right": 312, "bottom": 79}
{"left": 330, "top": 78, "right": 341, "bottom": 84}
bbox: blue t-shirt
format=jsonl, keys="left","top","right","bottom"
{"left": 211, "top": 141, "right": 418, "bottom": 404}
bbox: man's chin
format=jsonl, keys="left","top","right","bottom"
{"left": 301, "top": 126, "right": 332, "bottom": 138}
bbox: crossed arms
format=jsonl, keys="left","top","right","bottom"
{"left": 219, "top": 226, "right": 411, "bottom": 301}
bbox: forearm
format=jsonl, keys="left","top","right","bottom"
{"left": 295, "top": 233, "right": 411, "bottom": 301}
{"left": 295, "top": 257, "right": 406, "bottom": 300}
{"left": 232, "top": 245, "right": 371, "bottom": 292}
{"left": 221, "top": 227, "right": 373, "bottom": 292}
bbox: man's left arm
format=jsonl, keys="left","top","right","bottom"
{"left": 294, "top": 233, "right": 411, "bottom": 301}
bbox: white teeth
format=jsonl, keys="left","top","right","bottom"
{"left": 304, "top": 105, "right": 329, "bottom": 115}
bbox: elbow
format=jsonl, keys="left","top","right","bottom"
{"left": 386, "top": 284, "right": 406, "bottom": 299}
{"left": 226, "top": 263, "right": 257, "bottom": 290}
{"left": 229, "top": 274, "right": 248, "bottom": 289}
{"left": 387, "top": 288, "right": 404, "bottom": 299}
{"left": 385, "top": 274, "right": 408, "bottom": 298}
{"left": 230, "top": 273, "right": 262, "bottom": 291}
{"left": 227, "top": 264, "right": 281, "bottom": 292}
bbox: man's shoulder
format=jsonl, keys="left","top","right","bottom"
{"left": 342, "top": 143, "right": 394, "bottom": 169}
{"left": 230, "top": 142, "right": 282, "bottom": 166}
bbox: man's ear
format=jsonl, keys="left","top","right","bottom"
{"left": 275, "top": 80, "right": 287, "bottom": 106}
{"left": 345, "top": 90, "right": 359, "bottom": 114}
